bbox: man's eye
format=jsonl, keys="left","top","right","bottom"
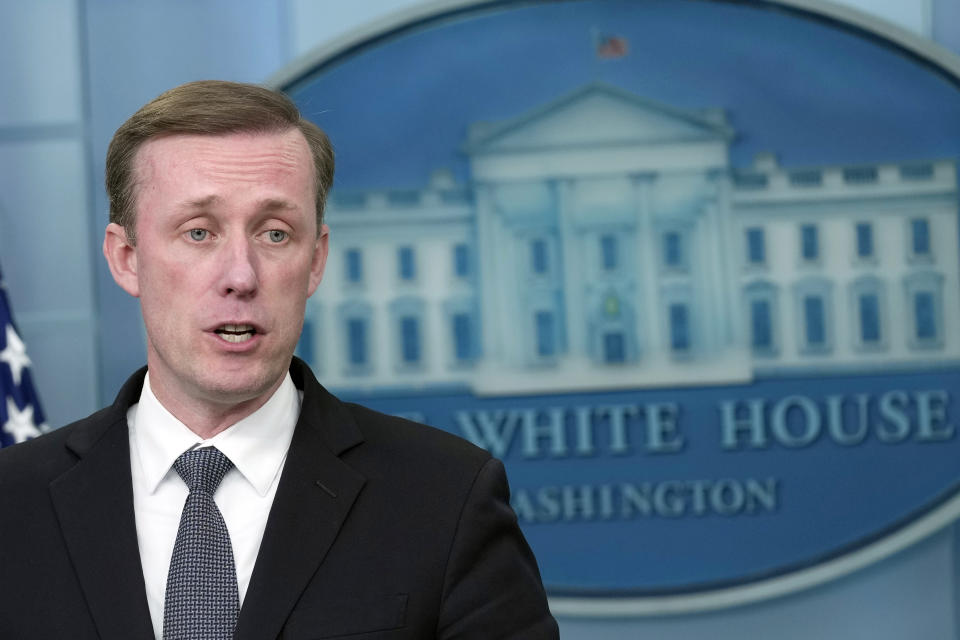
{"left": 267, "top": 230, "right": 287, "bottom": 243}
{"left": 188, "top": 229, "right": 208, "bottom": 241}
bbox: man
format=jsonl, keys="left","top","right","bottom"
{"left": 0, "top": 80, "right": 558, "bottom": 639}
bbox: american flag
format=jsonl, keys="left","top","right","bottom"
{"left": 0, "top": 263, "right": 46, "bottom": 448}
{"left": 595, "top": 33, "right": 628, "bottom": 60}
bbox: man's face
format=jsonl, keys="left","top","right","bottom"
{"left": 104, "top": 129, "right": 327, "bottom": 414}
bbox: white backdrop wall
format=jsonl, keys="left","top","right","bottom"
{"left": 0, "top": 1, "right": 959, "bottom": 637}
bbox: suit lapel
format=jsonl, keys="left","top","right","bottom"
{"left": 235, "top": 360, "right": 366, "bottom": 640}
{"left": 49, "top": 369, "right": 154, "bottom": 640}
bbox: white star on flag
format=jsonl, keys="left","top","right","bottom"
{"left": 3, "top": 396, "right": 42, "bottom": 444}
{"left": 0, "top": 323, "right": 31, "bottom": 386}
{"left": 1, "top": 262, "right": 47, "bottom": 448}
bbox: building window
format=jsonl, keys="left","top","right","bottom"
{"left": 445, "top": 298, "right": 479, "bottom": 367}
{"left": 858, "top": 293, "right": 881, "bottom": 344}
{"left": 600, "top": 234, "right": 618, "bottom": 271}
{"left": 390, "top": 297, "right": 426, "bottom": 368}
{"left": 904, "top": 272, "right": 943, "bottom": 350}
{"left": 795, "top": 278, "right": 833, "bottom": 354}
{"left": 800, "top": 224, "right": 818, "bottom": 261}
{"left": 803, "top": 296, "right": 826, "bottom": 346}
{"left": 746, "top": 227, "right": 765, "bottom": 265}
{"left": 453, "top": 243, "right": 470, "bottom": 278}
{"left": 744, "top": 281, "right": 778, "bottom": 356}
{"left": 398, "top": 246, "right": 416, "bottom": 280}
{"left": 664, "top": 231, "right": 683, "bottom": 269}
{"left": 400, "top": 316, "right": 421, "bottom": 364}
{"left": 914, "top": 292, "right": 937, "bottom": 341}
{"left": 911, "top": 218, "right": 931, "bottom": 257}
{"left": 901, "top": 163, "right": 934, "bottom": 180}
{"left": 531, "top": 238, "right": 549, "bottom": 275}
{"left": 603, "top": 331, "right": 626, "bottom": 363}
{"left": 669, "top": 303, "right": 690, "bottom": 352}
{"left": 452, "top": 313, "right": 473, "bottom": 361}
{"left": 850, "top": 277, "right": 886, "bottom": 351}
{"left": 855, "top": 223, "right": 873, "bottom": 259}
{"left": 347, "top": 318, "right": 367, "bottom": 367}
{"left": 339, "top": 301, "right": 374, "bottom": 374}
{"left": 843, "top": 166, "right": 878, "bottom": 184}
{"left": 789, "top": 170, "right": 822, "bottom": 187}
{"left": 345, "top": 248, "right": 363, "bottom": 284}
{"left": 535, "top": 310, "right": 556, "bottom": 357}
{"left": 750, "top": 299, "right": 773, "bottom": 351}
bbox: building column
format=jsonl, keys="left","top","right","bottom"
{"left": 555, "top": 178, "right": 585, "bottom": 361}
{"left": 709, "top": 169, "right": 742, "bottom": 347}
{"left": 632, "top": 173, "right": 659, "bottom": 358}
{"left": 701, "top": 199, "right": 724, "bottom": 352}
{"left": 474, "top": 183, "right": 504, "bottom": 366}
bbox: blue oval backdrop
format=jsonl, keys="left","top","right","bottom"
{"left": 279, "top": 0, "right": 960, "bottom": 610}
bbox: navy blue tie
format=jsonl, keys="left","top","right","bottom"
{"left": 163, "top": 447, "right": 239, "bottom": 640}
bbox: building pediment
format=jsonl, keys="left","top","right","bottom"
{"left": 463, "top": 82, "right": 733, "bottom": 155}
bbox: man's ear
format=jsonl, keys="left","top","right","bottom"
{"left": 307, "top": 223, "right": 329, "bottom": 297}
{"left": 103, "top": 222, "right": 141, "bottom": 298}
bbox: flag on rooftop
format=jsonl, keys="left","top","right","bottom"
{"left": 594, "top": 31, "right": 629, "bottom": 60}
{"left": 0, "top": 263, "right": 46, "bottom": 448}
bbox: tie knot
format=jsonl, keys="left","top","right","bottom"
{"left": 173, "top": 447, "right": 233, "bottom": 495}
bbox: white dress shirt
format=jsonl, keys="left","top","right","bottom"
{"left": 127, "top": 372, "right": 300, "bottom": 640}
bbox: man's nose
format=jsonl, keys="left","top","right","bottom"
{"left": 218, "top": 236, "right": 258, "bottom": 297}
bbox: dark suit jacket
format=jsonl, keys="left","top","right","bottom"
{"left": 0, "top": 358, "right": 558, "bottom": 639}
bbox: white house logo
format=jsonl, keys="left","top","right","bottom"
{"left": 279, "top": 0, "right": 960, "bottom": 614}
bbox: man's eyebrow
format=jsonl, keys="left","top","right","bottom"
{"left": 173, "top": 196, "right": 298, "bottom": 212}
{"left": 177, "top": 195, "right": 221, "bottom": 210}
{"left": 258, "top": 198, "right": 298, "bottom": 212}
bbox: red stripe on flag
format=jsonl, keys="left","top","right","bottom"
{"left": 596, "top": 35, "right": 628, "bottom": 59}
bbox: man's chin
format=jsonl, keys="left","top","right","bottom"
{"left": 193, "top": 367, "right": 288, "bottom": 408}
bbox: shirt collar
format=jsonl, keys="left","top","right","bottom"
{"left": 131, "top": 371, "right": 300, "bottom": 497}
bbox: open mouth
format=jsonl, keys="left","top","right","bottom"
{"left": 215, "top": 324, "right": 257, "bottom": 343}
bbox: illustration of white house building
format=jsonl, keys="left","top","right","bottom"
{"left": 299, "top": 83, "right": 960, "bottom": 395}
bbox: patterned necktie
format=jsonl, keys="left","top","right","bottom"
{"left": 163, "top": 447, "right": 239, "bottom": 640}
